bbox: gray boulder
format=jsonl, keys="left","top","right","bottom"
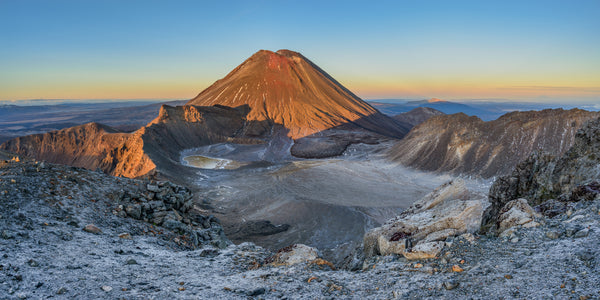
{"left": 265, "top": 244, "right": 320, "bottom": 266}
{"left": 496, "top": 198, "right": 540, "bottom": 234}
{"left": 364, "top": 179, "right": 488, "bottom": 259}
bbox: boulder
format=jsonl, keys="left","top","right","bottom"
{"left": 364, "top": 179, "right": 488, "bottom": 258}
{"left": 125, "top": 204, "right": 142, "bottom": 220}
{"left": 265, "top": 244, "right": 320, "bottom": 266}
{"left": 402, "top": 242, "right": 444, "bottom": 260}
{"left": 83, "top": 224, "right": 102, "bottom": 234}
{"left": 146, "top": 184, "right": 160, "bottom": 192}
{"left": 534, "top": 199, "right": 567, "bottom": 218}
{"left": 496, "top": 198, "right": 540, "bottom": 234}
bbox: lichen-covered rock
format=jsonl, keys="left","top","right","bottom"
{"left": 363, "top": 179, "right": 488, "bottom": 259}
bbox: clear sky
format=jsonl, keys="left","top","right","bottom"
{"left": 1, "top": 0, "right": 599, "bottom": 103}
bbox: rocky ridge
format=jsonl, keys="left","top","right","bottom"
{"left": 389, "top": 108, "right": 600, "bottom": 178}
{"left": 0, "top": 158, "right": 229, "bottom": 250}
{"left": 482, "top": 116, "right": 600, "bottom": 233}
{"left": 1, "top": 105, "right": 261, "bottom": 179}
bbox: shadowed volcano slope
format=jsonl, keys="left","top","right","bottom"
{"left": 389, "top": 108, "right": 600, "bottom": 178}
{"left": 188, "top": 49, "right": 407, "bottom": 139}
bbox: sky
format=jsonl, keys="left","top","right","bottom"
{"left": 1, "top": 0, "right": 599, "bottom": 103}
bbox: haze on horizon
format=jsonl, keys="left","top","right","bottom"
{"left": 1, "top": 0, "right": 598, "bottom": 103}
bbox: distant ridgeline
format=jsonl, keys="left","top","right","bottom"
{"left": 388, "top": 108, "right": 600, "bottom": 178}
{"left": 370, "top": 98, "right": 600, "bottom": 121}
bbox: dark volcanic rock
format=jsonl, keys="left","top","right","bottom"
{"left": 116, "top": 180, "right": 230, "bottom": 249}
{"left": 226, "top": 220, "right": 291, "bottom": 240}
{"left": 290, "top": 130, "right": 383, "bottom": 158}
{"left": 388, "top": 109, "right": 600, "bottom": 178}
{"left": 534, "top": 199, "right": 567, "bottom": 218}
{"left": 482, "top": 117, "right": 600, "bottom": 232}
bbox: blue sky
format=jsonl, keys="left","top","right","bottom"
{"left": 1, "top": 0, "right": 599, "bottom": 102}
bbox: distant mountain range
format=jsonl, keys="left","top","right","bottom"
{"left": 370, "top": 98, "right": 599, "bottom": 121}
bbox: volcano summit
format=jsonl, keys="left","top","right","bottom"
{"left": 188, "top": 49, "right": 407, "bottom": 140}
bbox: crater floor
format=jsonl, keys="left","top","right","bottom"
{"left": 181, "top": 142, "right": 491, "bottom": 262}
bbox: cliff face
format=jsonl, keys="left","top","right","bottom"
{"left": 188, "top": 49, "right": 407, "bottom": 139}
{"left": 0, "top": 105, "right": 256, "bottom": 179}
{"left": 1, "top": 123, "right": 131, "bottom": 172}
{"left": 482, "top": 117, "right": 600, "bottom": 231}
{"left": 388, "top": 109, "right": 600, "bottom": 178}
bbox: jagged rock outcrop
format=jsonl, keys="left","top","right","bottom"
{"left": 363, "top": 179, "right": 488, "bottom": 259}
{"left": 0, "top": 122, "right": 132, "bottom": 172}
{"left": 388, "top": 109, "right": 600, "bottom": 178}
{"left": 1, "top": 105, "right": 256, "bottom": 178}
{"left": 188, "top": 49, "right": 407, "bottom": 140}
{"left": 496, "top": 198, "right": 540, "bottom": 234}
{"left": 482, "top": 117, "right": 600, "bottom": 233}
{"left": 393, "top": 107, "right": 445, "bottom": 127}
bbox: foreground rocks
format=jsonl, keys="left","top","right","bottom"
{"left": 0, "top": 159, "right": 229, "bottom": 252}
{"left": 263, "top": 244, "right": 335, "bottom": 271}
{"left": 1, "top": 159, "right": 599, "bottom": 298}
{"left": 364, "top": 179, "right": 489, "bottom": 259}
{"left": 115, "top": 181, "right": 229, "bottom": 249}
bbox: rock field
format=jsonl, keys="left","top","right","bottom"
{"left": 1, "top": 157, "right": 599, "bottom": 299}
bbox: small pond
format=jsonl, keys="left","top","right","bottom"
{"left": 182, "top": 155, "right": 248, "bottom": 170}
